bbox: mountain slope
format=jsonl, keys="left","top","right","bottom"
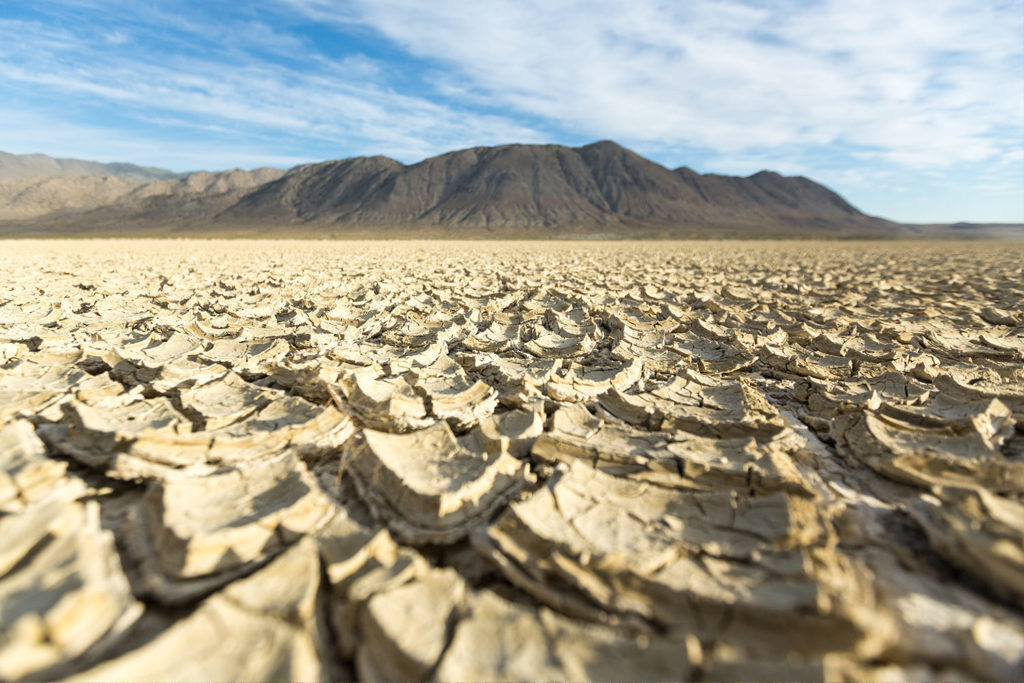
{"left": 674, "top": 167, "right": 861, "bottom": 219}
{"left": 0, "top": 151, "right": 179, "bottom": 181}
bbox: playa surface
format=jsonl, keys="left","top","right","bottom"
{"left": 1, "top": 239, "right": 1022, "bottom": 681}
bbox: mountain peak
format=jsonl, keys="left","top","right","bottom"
{"left": 578, "top": 139, "right": 627, "bottom": 151}
{"left": 576, "top": 140, "right": 643, "bottom": 160}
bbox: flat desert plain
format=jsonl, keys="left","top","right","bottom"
{"left": 1, "top": 239, "right": 1023, "bottom": 681}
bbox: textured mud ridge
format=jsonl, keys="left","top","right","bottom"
{"left": 1, "top": 239, "right": 1022, "bottom": 682}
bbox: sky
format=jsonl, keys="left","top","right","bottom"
{"left": 0, "top": 1, "right": 1021, "bottom": 223}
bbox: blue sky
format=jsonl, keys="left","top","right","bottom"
{"left": 1, "top": 0, "right": 1021, "bottom": 223}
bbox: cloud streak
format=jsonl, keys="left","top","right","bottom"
{"left": 0, "top": 10, "right": 547, "bottom": 165}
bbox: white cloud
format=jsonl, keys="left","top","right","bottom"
{"left": 285, "top": 0, "right": 1023, "bottom": 170}
{"left": 1003, "top": 148, "right": 1024, "bottom": 163}
{"left": 103, "top": 30, "right": 129, "bottom": 45}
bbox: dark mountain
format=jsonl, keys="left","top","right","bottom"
{"left": 218, "top": 141, "right": 888, "bottom": 234}
{"left": 0, "top": 141, "right": 894, "bottom": 236}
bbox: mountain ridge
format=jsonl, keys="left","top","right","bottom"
{"left": 0, "top": 141, "right": 898, "bottom": 236}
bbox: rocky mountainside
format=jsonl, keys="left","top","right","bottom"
{"left": 0, "top": 142, "right": 891, "bottom": 235}
{"left": 0, "top": 151, "right": 179, "bottom": 182}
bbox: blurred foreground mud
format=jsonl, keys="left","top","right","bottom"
{"left": 1, "top": 239, "right": 1022, "bottom": 681}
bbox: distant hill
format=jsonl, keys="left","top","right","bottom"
{"left": 0, "top": 142, "right": 897, "bottom": 236}
{"left": 0, "top": 168, "right": 285, "bottom": 222}
{"left": 80, "top": 167, "right": 287, "bottom": 224}
{"left": 903, "top": 222, "right": 1024, "bottom": 240}
{"left": 0, "top": 151, "right": 180, "bottom": 182}
{"left": 0, "top": 176, "right": 140, "bottom": 220}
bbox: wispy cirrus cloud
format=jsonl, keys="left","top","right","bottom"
{"left": 0, "top": 8, "right": 547, "bottom": 165}
{"left": 0, "top": 107, "right": 314, "bottom": 171}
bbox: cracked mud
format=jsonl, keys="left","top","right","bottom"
{"left": 1, "top": 239, "right": 1022, "bottom": 681}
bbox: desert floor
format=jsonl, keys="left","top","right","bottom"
{"left": 1, "top": 239, "right": 1022, "bottom": 681}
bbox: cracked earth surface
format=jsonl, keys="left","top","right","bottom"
{"left": 1, "top": 239, "right": 1022, "bottom": 681}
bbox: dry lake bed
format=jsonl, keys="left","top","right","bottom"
{"left": 1, "top": 239, "right": 1022, "bottom": 681}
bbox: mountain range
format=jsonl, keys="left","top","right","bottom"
{"left": 0, "top": 142, "right": 906, "bottom": 236}
{"left": 0, "top": 151, "right": 180, "bottom": 182}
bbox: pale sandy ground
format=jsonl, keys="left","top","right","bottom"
{"left": 1, "top": 239, "right": 1023, "bottom": 681}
